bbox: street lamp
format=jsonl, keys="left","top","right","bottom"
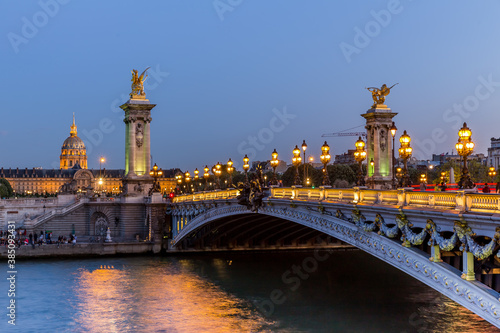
{"left": 213, "top": 162, "right": 222, "bottom": 189}
{"left": 370, "top": 158, "right": 374, "bottom": 189}
{"left": 184, "top": 171, "right": 191, "bottom": 192}
{"left": 302, "top": 140, "right": 308, "bottom": 186}
{"left": 390, "top": 122, "right": 397, "bottom": 189}
{"left": 320, "top": 141, "right": 331, "bottom": 186}
{"left": 149, "top": 163, "right": 163, "bottom": 192}
{"left": 292, "top": 145, "right": 302, "bottom": 186}
{"left": 270, "top": 149, "right": 279, "bottom": 185}
{"left": 489, "top": 166, "right": 497, "bottom": 181}
{"left": 398, "top": 130, "right": 413, "bottom": 187}
{"left": 175, "top": 171, "right": 183, "bottom": 194}
{"left": 194, "top": 168, "right": 199, "bottom": 192}
{"left": 243, "top": 155, "right": 250, "bottom": 184}
{"left": 99, "top": 156, "right": 105, "bottom": 194}
{"left": 353, "top": 137, "right": 367, "bottom": 186}
{"left": 227, "top": 158, "right": 234, "bottom": 189}
{"left": 203, "top": 165, "right": 210, "bottom": 190}
{"left": 455, "top": 122, "right": 475, "bottom": 189}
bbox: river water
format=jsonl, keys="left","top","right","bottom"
{"left": 1, "top": 250, "right": 498, "bottom": 332}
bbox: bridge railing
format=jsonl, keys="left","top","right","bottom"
{"left": 173, "top": 189, "right": 239, "bottom": 203}
{"left": 173, "top": 186, "right": 500, "bottom": 213}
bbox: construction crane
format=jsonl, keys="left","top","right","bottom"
{"left": 321, "top": 125, "right": 366, "bottom": 138}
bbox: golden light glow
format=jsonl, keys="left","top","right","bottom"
{"left": 194, "top": 168, "right": 199, "bottom": 179}
{"left": 301, "top": 140, "right": 307, "bottom": 152}
{"left": 320, "top": 141, "right": 331, "bottom": 165}
{"left": 353, "top": 137, "right": 367, "bottom": 163}
{"left": 390, "top": 122, "right": 397, "bottom": 138}
{"left": 227, "top": 159, "right": 234, "bottom": 174}
{"left": 399, "top": 130, "right": 411, "bottom": 145}
{"left": 243, "top": 155, "right": 250, "bottom": 172}
{"left": 489, "top": 166, "right": 496, "bottom": 177}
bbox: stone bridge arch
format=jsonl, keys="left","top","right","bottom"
{"left": 171, "top": 203, "right": 500, "bottom": 328}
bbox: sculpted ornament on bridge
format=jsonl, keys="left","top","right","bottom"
{"left": 130, "top": 67, "right": 149, "bottom": 98}
{"left": 366, "top": 83, "right": 398, "bottom": 108}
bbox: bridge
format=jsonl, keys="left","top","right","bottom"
{"left": 170, "top": 186, "right": 500, "bottom": 328}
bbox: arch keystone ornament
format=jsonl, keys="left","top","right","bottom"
{"left": 120, "top": 68, "right": 156, "bottom": 195}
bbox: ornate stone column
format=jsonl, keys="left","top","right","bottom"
{"left": 361, "top": 102, "right": 397, "bottom": 189}
{"left": 120, "top": 86, "right": 156, "bottom": 196}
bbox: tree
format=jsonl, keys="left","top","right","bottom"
{"left": 0, "top": 178, "right": 14, "bottom": 198}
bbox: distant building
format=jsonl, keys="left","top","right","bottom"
{"left": 431, "top": 153, "right": 486, "bottom": 166}
{"left": 1, "top": 115, "right": 177, "bottom": 195}
{"left": 334, "top": 150, "right": 356, "bottom": 164}
{"left": 488, "top": 137, "right": 500, "bottom": 169}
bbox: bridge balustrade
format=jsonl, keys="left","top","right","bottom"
{"left": 173, "top": 187, "right": 500, "bottom": 214}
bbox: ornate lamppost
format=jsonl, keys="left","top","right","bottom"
{"left": 203, "top": 166, "right": 210, "bottom": 191}
{"left": 398, "top": 130, "right": 412, "bottom": 187}
{"left": 99, "top": 156, "right": 105, "bottom": 194}
{"left": 369, "top": 158, "right": 374, "bottom": 189}
{"left": 390, "top": 122, "right": 397, "bottom": 189}
{"left": 320, "top": 141, "right": 331, "bottom": 186}
{"left": 353, "top": 137, "right": 367, "bottom": 186}
{"left": 184, "top": 171, "right": 191, "bottom": 193}
{"left": 489, "top": 165, "right": 497, "bottom": 181}
{"left": 455, "top": 122, "right": 475, "bottom": 189}
{"left": 214, "top": 162, "right": 222, "bottom": 189}
{"left": 302, "top": 140, "right": 308, "bottom": 186}
{"left": 270, "top": 149, "right": 279, "bottom": 185}
{"left": 420, "top": 173, "right": 427, "bottom": 190}
{"left": 175, "top": 171, "right": 183, "bottom": 194}
{"left": 227, "top": 158, "right": 234, "bottom": 189}
{"left": 243, "top": 155, "right": 250, "bottom": 184}
{"left": 292, "top": 145, "right": 302, "bottom": 186}
{"left": 193, "top": 168, "right": 199, "bottom": 192}
{"left": 149, "top": 163, "right": 163, "bottom": 192}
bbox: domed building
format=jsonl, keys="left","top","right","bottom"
{"left": 60, "top": 114, "right": 87, "bottom": 169}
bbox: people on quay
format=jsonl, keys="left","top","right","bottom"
{"left": 496, "top": 182, "right": 500, "bottom": 194}
{"left": 483, "top": 183, "right": 491, "bottom": 193}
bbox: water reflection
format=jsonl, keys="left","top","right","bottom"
{"left": 5, "top": 252, "right": 500, "bottom": 332}
{"left": 72, "top": 259, "right": 274, "bottom": 332}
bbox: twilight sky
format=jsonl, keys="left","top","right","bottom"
{"left": 2, "top": 1, "right": 500, "bottom": 172}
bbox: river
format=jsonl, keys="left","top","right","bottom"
{"left": 1, "top": 250, "right": 498, "bottom": 332}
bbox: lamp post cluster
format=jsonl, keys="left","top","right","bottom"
{"left": 398, "top": 130, "right": 413, "bottom": 187}
{"left": 292, "top": 145, "right": 302, "bottom": 186}
{"left": 455, "top": 122, "right": 475, "bottom": 189}
{"left": 353, "top": 136, "right": 367, "bottom": 186}
{"left": 270, "top": 149, "right": 279, "bottom": 185}
{"left": 489, "top": 166, "right": 497, "bottom": 181}
{"left": 149, "top": 163, "right": 163, "bottom": 192}
{"left": 320, "top": 141, "right": 331, "bottom": 186}
{"left": 390, "top": 122, "right": 397, "bottom": 189}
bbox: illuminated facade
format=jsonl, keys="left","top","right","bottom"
{"left": 1, "top": 167, "right": 178, "bottom": 195}
{"left": 0, "top": 113, "right": 177, "bottom": 195}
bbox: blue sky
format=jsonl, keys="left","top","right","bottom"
{"left": 2, "top": 1, "right": 500, "bottom": 171}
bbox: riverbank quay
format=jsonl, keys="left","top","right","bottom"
{"left": 0, "top": 241, "right": 162, "bottom": 259}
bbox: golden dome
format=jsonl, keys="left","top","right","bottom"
{"left": 60, "top": 114, "right": 87, "bottom": 170}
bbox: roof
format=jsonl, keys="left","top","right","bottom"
{"left": 0, "top": 167, "right": 180, "bottom": 179}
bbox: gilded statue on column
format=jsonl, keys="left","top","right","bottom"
{"left": 366, "top": 83, "right": 398, "bottom": 108}
{"left": 130, "top": 67, "right": 150, "bottom": 98}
